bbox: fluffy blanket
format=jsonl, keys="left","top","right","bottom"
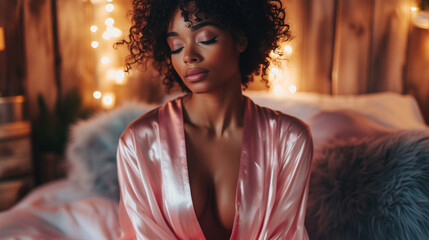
{"left": 306, "top": 130, "right": 429, "bottom": 240}
{"left": 66, "top": 102, "right": 156, "bottom": 201}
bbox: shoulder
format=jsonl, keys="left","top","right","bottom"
{"left": 119, "top": 96, "right": 183, "bottom": 143}
{"left": 252, "top": 100, "right": 310, "bottom": 137}
{"left": 120, "top": 106, "right": 160, "bottom": 142}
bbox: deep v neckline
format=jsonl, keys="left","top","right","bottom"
{"left": 177, "top": 95, "right": 250, "bottom": 239}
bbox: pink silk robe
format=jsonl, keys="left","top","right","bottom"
{"left": 117, "top": 95, "right": 313, "bottom": 240}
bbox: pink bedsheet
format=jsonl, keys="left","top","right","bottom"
{"left": 0, "top": 179, "right": 120, "bottom": 240}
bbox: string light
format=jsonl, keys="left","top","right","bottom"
{"left": 108, "top": 27, "right": 122, "bottom": 37}
{"left": 269, "top": 67, "right": 281, "bottom": 80}
{"left": 105, "top": 4, "right": 114, "bottom": 12}
{"left": 105, "top": 18, "right": 114, "bottom": 26}
{"left": 102, "top": 92, "right": 116, "bottom": 109}
{"left": 93, "top": 91, "right": 102, "bottom": 99}
{"left": 114, "top": 70, "right": 125, "bottom": 84}
{"left": 284, "top": 45, "right": 293, "bottom": 56}
{"left": 102, "top": 31, "right": 111, "bottom": 40}
{"left": 90, "top": 25, "right": 98, "bottom": 32}
{"left": 91, "top": 41, "right": 99, "bottom": 48}
{"left": 101, "top": 56, "right": 110, "bottom": 64}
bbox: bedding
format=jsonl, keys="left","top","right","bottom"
{"left": 0, "top": 91, "right": 427, "bottom": 239}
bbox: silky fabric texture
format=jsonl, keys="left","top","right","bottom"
{"left": 117, "top": 95, "right": 313, "bottom": 240}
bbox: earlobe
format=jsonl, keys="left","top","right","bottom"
{"left": 237, "top": 35, "right": 248, "bottom": 53}
{"left": 238, "top": 38, "right": 248, "bottom": 53}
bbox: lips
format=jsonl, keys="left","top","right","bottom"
{"left": 185, "top": 68, "right": 209, "bottom": 83}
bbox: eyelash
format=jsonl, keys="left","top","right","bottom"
{"left": 170, "top": 37, "right": 218, "bottom": 55}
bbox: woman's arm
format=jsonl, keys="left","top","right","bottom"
{"left": 117, "top": 133, "right": 177, "bottom": 240}
{"left": 263, "top": 127, "right": 313, "bottom": 240}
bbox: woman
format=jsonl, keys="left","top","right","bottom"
{"left": 117, "top": 0, "right": 313, "bottom": 239}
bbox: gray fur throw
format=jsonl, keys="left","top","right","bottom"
{"left": 306, "top": 129, "right": 429, "bottom": 240}
{"left": 66, "top": 102, "right": 156, "bottom": 201}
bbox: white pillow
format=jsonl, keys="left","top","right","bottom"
{"left": 244, "top": 91, "right": 427, "bottom": 130}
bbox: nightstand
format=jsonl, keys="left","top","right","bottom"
{"left": 0, "top": 121, "right": 34, "bottom": 211}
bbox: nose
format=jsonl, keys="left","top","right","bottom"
{"left": 183, "top": 45, "right": 202, "bottom": 64}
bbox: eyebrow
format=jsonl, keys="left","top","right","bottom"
{"left": 166, "top": 22, "right": 221, "bottom": 38}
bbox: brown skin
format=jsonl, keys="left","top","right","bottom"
{"left": 167, "top": 8, "right": 248, "bottom": 238}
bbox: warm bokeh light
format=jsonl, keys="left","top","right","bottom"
{"left": 411, "top": 6, "right": 418, "bottom": 12}
{"left": 93, "top": 91, "right": 102, "bottom": 99}
{"left": 91, "top": 41, "right": 99, "bottom": 48}
{"left": 90, "top": 25, "right": 98, "bottom": 32}
{"left": 102, "top": 92, "right": 116, "bottom": 109}
{"left": 101, "top": 57, "right": 110, "bottom": 64}
{"left": 114, "top": 70, "right": 125, "bottom": 84}
{"left": 269, "top": 67, "right": 281, "bottom": 80}
{"left": 288, "top": 85, "right": 297, "bottom": 93}
{"left": 102, "top": 31, "right": 111, "bottom": 40}
{"left": 107, "top": 27, "right": 122, "bottom": 38}
{"left": 105, "top": 18, "right": 114, "bottom": 26}
{"left": 106, "top": 0, "right": 113, "bottom": 2}
{"left": 105, "top": 4, "right": 114, "bottom": 12}
{"left": 284, "top": 45, "right": 293, "bottom": 56}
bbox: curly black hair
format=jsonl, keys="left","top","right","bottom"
{"left": 118, "top": 0, "right": 290, "bottom": 92}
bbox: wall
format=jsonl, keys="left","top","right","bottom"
{"left": 0, "top": 0, "right": 26, "bottom": 97}
{"left": 282, "top": 0, "right": 429, "bottom": 123}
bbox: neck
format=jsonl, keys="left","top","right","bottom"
{"left": 183, "top": 82, "right": 244, "bottom": 136}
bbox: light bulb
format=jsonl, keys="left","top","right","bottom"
{"left": 107, "top": 27, "right": 122, "bottom": 37}
{"left": 102, "top": 31, "right": 111, "bottom": 40}
{"left": 102, "top": 93, "right": 115, "bottom": 109}
{"left": 101, "top": 57, "right": 110, "bottom": 64}
{"left": 105, "top": 4, "right": 114, "bottom": 12}
{"left": 269, "top": 67, "right": 280, "bottom": 80}
{"left": 284, "top": 45, "right": 293, "bottom": 55}
{"left": 114, "top": 70, "right": 125, "bottom": 84}
{"left": 93, "top": 91, "right": 102, "bottom": 99}
{"left": 105, "top": 18, "right": 114, "bottom": 26}
{"left": 90, "top": 25, "right": 98, "bottom": 32}
{"left": 288, "top": 85, "right": 297, "bottom": 93}
{"left": 91, "top": 41, "right": 99, "bottom": 48}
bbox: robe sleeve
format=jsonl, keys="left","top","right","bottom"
{"left": 264, "top": 126, "right": 313, "bottom": 240}
{"left": 117, "top": 131, "right": 178, "bottom": 240}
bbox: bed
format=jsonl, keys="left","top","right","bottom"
{"left": 0, "top": 91, "right": 427, "bottom": 240}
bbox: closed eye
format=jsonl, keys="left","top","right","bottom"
{"left": 170, "top": 47, "right": 183, "bottom": 55}
{"left": 200, "top": 37, "right": 218, "bottom": 45}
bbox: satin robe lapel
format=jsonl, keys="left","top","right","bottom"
{"left": 231, "top": 96, "right": 266, "bottom": 239}
{"left": 157, "top": 96, "right": 260, "bottom": 240}
{"left": 158, "top": 97, "right": 205, "bottom": 239}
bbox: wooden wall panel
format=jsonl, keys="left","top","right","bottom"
{"left": 283, "top": 0, "right": 304, "bottom": 93}
{"left": 332, "top": 0, "right": 373, "bottom": 95}
{"left": 405, "top": 26, "right": 429, "bottom": 124}
{"left": 300, "top": 0, "right": 336, "bottom": 94}
{"left": 0, "top": 0, "right": 26, "bottom": 97}
{"left": 56, "top": 0, "right": 95, "bottom": 107}
{"left": 369, "top": 0, "right": 409, "bottom": 93}
{"left": 24, "top": 0, "right": 57, "bottom": 118}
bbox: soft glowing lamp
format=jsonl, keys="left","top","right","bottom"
{"left": 0, "top": 27, "right": 5, "bottom": 51}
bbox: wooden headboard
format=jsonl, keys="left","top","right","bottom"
{"left": 282, "top": 0, "right": 429, "bottom": 123}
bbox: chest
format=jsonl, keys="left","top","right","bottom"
{"left": 184, "top": 126, "right": 243, "bottom": 232}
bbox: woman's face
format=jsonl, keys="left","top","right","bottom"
{"left": 167, "top": 9, "right": 246, "bottom": 94}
